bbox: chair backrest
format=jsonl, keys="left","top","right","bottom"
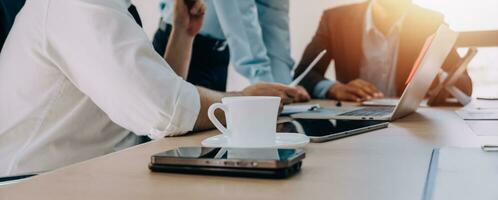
{"left": 0, "top": 174, "right": 37, "bottom": 184}
{"left": 0, "top": 0, "right": 26, "bottom": 52}
{"left": 0, "top": 173, "right": 37, "bottom": 186}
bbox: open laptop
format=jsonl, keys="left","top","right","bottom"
{"left": 291, "top": 25, "right": 459, "bottom": 121}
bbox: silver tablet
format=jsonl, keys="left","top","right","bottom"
{"left": 278, "top": 119, "right": 389, "bottom": 143}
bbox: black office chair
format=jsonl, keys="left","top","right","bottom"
{"left": 0, "top": 173, "right": 37, "bottom": 183}
{"left": 0, "top": 0, "right": 26, "bottom": 52}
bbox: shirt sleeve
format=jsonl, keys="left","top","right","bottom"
{"left": 255, "top": 0, "right": 294, "bottom": 84}
{"left": 212, "top": 0, "right": 274, "bottom": 83}
{"left": 45, "top": 1, "right": 200, "bottom": 139}
{"left": 313, "top": 80, "right": 336, "bottom": 99}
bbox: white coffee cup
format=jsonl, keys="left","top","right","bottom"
{"left": 207, "top": 96, "right": 281, "bottom": 147}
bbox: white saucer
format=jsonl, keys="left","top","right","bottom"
{"left": 201, "top": 133, "right": 310, "bottom": 148}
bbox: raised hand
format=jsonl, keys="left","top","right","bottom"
{"left": 173, "top": 0, "right": 207, "bottom": 37}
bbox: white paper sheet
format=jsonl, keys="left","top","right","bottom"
{"left": 426, "top": 148, "right": 498, "bottom": 200}
{"left": 281, "top": 104, "right": 320, "bottom": 115}
{"left": 456, "top": 100, "right": 498, "bottom": 120}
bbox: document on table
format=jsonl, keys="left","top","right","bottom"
{"left": 456, "top": 108, "right": 498, "bottom": 120}
{"left": 455, "top": 99, "right": 498, "bottom": 120}
{"left": 423, "top": 148, "right": 498, "bottom": 200}
{"left": 281, "top": 104, "right": 320, "bottom": 115}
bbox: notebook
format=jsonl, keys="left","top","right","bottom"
{"left": 423, "top": 148, "right": 498, "bottom": 200}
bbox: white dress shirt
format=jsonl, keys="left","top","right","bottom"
{"left": 0, "top": 0, "right": 200, "bottom": 176}
{"left": 359, "top": 2, "right": 404, "bottom": 97}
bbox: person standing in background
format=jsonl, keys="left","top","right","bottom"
{"left": 154, "top": 0, "right": 308, "bottom": 97}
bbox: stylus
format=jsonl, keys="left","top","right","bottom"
{"left": 289, "top": 50, "right": 327, "bottom": 87}
{"left": 482, "top": 145, "right": 498, "bottom": 152}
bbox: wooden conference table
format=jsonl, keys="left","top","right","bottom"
{"left": 1, "top": 100, "right": 497, "bottom": 200}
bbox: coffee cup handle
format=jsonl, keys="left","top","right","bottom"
{"left": 207, "top": 103, "right": 230, "bottom": 136}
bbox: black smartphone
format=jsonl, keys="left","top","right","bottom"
{"left": 149, "top": 147, "right": 305, "bottom": 179}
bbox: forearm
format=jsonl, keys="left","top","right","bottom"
{"left": 443, "top": 49, "right": 473, "bottom": 96}
{"left": 193, "top": 87, "right": 242, "bottom": 131}
{"left": 456, "top": 71, "right": 473, "bottom": 96}
{"left": 164, "top": 29, "right": 194, "bottom": 79}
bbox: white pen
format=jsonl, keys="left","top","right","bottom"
{"left": 481, "top": 145, "right": 498, "bottom": 152}
{"left": 289, "top": 50, "right": 327, "bottom": 87}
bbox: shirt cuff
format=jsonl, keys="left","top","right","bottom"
{"left": 148, "top": 82, "right": 201, "bottom": 139}
{"left": 270, "top": 59, "right": 293, "bottom": 85}
{"left": 313, "top": 80, "right": 336, "bottom": 99}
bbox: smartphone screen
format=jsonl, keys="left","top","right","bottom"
{"left": 155, "top": 147, "right": 302, "bottom": 161}
{"left": 150, "top": 147, "right": 305, "bottom": 178}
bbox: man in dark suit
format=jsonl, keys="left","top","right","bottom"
{"left": 295, "top": 0, "right": 472, "bottom": 102}
{"left": 0, "top": 0, "right": 25, "bottom": 51}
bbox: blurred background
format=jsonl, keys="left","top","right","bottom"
{"left": 133, "top": 0, "right": 498, "bottom": 97}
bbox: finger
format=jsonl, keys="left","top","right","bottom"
{"left": 363, "top": 84, "right": 383, "bottom": 97}
{"left": 263, "top": 87, "right": 293, "bottom": 104}
{"left": 296, "top": 87, "right": 311, "bottom": 102}
{"left": 190, "top": 0, "right": 204, "bottom": 16}
{"left": 262, "top": 83, "right": 291, "bottom": 91}
{"left": 355, "top": 80, "right": 376, "bottom": 96}
{"left": 332, "top": 85, "right": 361, "bottom": 102}
{"left": 349, "top": 81, "right": 376, "bottom": 98}
{"left": 281, "top": 87, "right": 301, "bottom": 101}
{"left": 280, "top": 94, "right": 294, "bottom": 105}
{"left": 356, "top": 80, "right": 383, "bottom": 97}
{"left": 345, "top": 87, "right": 370, "bottom": 101}
{"left": 278, "top": 104, "right": 284, "bottom": 114}
{"left": 300, "top": 91, "right": 311, "bottom": 102}
{"left": 287, "top": 88, "right": 305, "bottom": 102}
{"left": 359, "top": 87, "right": 376, "bottom": 99}
{"left": 176, "top": 0, "right": 189, "bottom": 12}
{"left": 304, "top": 93, "right": 311, "bottom": 101}
{"left": 199, "top": 4, "right": 207, "bottom": 15}
{"left": 294, "top": 93, "right": 306, "bottom": 103}
{"left": 337, "top": 92, "right": 361, "bottom": 102}
{"left": 291, "top": 91, "right": 308, "bottom": 103}
{"left": 253, "top": 83, "right": 303, "bottom": 103}
{"left": 277, "top": 96, "right": 292, "bottom": 114}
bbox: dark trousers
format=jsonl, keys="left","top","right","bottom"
{"left": 152, "top": 24, "right": 230, "bottom": 92}
{"left": 0, "top": 0, "right": 26, "bottom": 51}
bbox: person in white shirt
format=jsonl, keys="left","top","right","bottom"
{"left": 0, "top": 0, "right": 308, "bottom": 177}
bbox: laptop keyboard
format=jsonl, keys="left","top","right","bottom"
{"left": 338, "top": 107, "right": 395, "bottom": 117}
